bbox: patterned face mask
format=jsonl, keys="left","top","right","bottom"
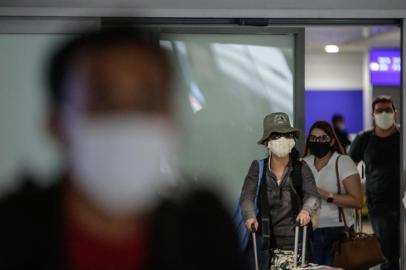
{"left": 267, "top": 137, "right": 295, "bottom": 158}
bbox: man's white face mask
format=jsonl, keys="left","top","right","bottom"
{"left": 267, "top": 137, "right": 295, "bottom": 158}
{"left": 63, "top": 108, "right": 180, "bottom": 217}
{"left": 374, "top": 112, "right": 395, "bottom": 130}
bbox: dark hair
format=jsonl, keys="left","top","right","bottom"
{"left": 47, "top": 27, "right": 171, "bottom": 109}
{"left": 372, "top": 95, "right": 396, "bottom": 112}
{"left": 304, "top": 121, "right": 346, "bottom": 156}
{"left": 331, "top": 114, "right": 344, "bottom": 124}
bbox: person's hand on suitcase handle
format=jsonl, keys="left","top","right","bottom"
{"left": 296, "top": 209, "right": 311, "bottom": 226}
{"left": 245, "top": 218, "right": 258, "bottom": 232}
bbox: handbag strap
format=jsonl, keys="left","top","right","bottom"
{"left": 335, "top": 155, "right": 349, "bottom": 229}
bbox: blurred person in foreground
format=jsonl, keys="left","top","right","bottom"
{"left": 0, "top": 29, "right": 244, "bottom": 270}
{"left": 331, "top": 114, "right": 351, "bottom": 150}
{"left": 349, "top": 96, "right": 400, "bottom": 270}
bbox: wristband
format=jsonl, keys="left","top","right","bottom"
{"left": 327, "top": 193, "right": 334, "bottom": 203}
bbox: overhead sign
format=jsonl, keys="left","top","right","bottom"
{"left": 370, "top": 49, "right": 401, "bottom": 87}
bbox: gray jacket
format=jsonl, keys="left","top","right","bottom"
{"left": 240, "top": 158, "right": 320, "bottom": 249}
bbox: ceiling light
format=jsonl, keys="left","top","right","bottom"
{"left": 325, "top": 45, "right": 339, "bottom": 53}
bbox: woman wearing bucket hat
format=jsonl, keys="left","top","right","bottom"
{"left": 239, "top": 112, "right": 321, "bottom": 270}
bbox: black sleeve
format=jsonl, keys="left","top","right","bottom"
{"left": 0, "top": 182, "right": 62, "bottom": 269}
{"left": 349, "top": 133, "right": 365, "bottom": 163}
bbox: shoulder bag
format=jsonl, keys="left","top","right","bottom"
{"left": 332, "top": 155, "right": 385, "bottom": 270}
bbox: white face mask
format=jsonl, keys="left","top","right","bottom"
{"left": 374, "top": 112, "right": 395, "bottom": 130}
{"left": 64, "top": 108, "right": 180, "bottom": 217}
{"left": 267, "top": 137, "right": 295, "bottom": 158}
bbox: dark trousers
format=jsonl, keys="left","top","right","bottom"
{"left": 311, "top": 226, "right": 345, "bottom": 266}
{"left": 369, "top": 209, "right": 400, "bottom": 270}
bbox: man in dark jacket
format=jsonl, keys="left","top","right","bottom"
{"left": 0, "top": 28, "right": 245, "bottom": 270}
{"left": 350, "top": 96, "right": 400, "bottom": 270}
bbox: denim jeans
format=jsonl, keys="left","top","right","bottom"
{"left": 369, "top": 209, "right": 400, "bottom": 270}
{"left": 311, "top": 227, "right": 345, "bottom": 266}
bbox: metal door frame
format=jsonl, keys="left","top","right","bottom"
{"left": 0, "top": 16, "right": 404, "bottom": 269}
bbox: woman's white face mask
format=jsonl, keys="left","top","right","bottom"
{"left": 374, "top": 112, "right": 395, "bottom": 130}
{"left": 63, "top": 108, "right": 180, "bottom": 217}
{"left": 267, "top": 137, "right": 295, "bottom": 158}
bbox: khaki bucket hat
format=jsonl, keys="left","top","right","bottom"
{"left": 257, "top": 112, "right": 301, "bottom": 145}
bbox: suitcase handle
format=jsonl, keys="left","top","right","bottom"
{"left": 293, "top": 224, "right": 308, "bottom": 269}
{"left": 251, "top": 225, "right": 259, "bottom": 270}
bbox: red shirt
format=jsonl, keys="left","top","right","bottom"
{"left": 65, "top": 220, "right": 148, "bottom": 270}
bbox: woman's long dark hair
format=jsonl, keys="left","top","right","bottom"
{"left": 304, "top": 121, "right": 346, "bottom": 156}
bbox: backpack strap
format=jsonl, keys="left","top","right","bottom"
{"left": 289, "top": 148, "right": 304, "bottom": 211}
{"left": 254, "top": 159, "right": 265, "bottom": 213}
{"left": 292, "top": 161, "right": 303, "bottom": 200}
{"left": 290, "top": 159, "right": 304, "bottom": 215}
{"left": 258, "top": 158, "right": 271, "bottom": 250}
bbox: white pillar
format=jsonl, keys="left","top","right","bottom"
{"left": 362, "top": 49, "right": 373, "bottom": 131}
{"left": 400, "top": 18, "right": 406, "bottom": 270}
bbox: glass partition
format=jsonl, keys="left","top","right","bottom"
{"left": 160, "top": 32, "right": 297, "bottom": 204}
{"left": 0, "top": 34, "right": 69, "bottom": 195}
{"left": 0, "top": 30, "right": 300, "bottom": 205}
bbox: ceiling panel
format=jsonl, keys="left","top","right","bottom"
{"left": 306, "top": 26, "right": 400, "bottom": 53}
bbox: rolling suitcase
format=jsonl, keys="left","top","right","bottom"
{"left": 250, "top": 224, "right": 344, "bottom": 270}
{"left": 249, "top": 224, "right": 307, "bottom": 270}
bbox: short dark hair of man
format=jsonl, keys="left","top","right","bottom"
{"left": 47, "top": 28, "right": 172, "bottom": 110}
{"left": 372, "top": 95, "right": 396, "bottom": 112}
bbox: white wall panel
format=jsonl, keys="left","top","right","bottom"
{"left": 305, "top": 52, "right": 363, "bottom": 90}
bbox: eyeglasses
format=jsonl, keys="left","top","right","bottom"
{"left": 269, "top": 132, "right": 296, "bottom": 140}
{"left": 308, "top": 135, "right": 331, "bottom": 143}
{"left": 374, "top": 108, "right": 394, "bottom": 114}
